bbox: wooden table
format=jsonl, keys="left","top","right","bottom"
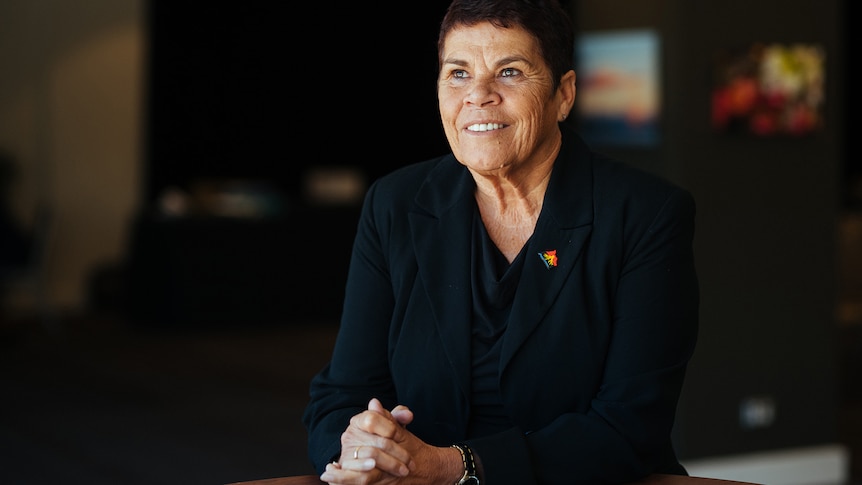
{"left": 227, "top": 473, "right": 761, "bottom": 485}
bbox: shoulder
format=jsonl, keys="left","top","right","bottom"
{"left": 597, "top": 161, "right": 695, "bottom": 241}
{"left": 368, "top": 155, "right": 460, "bottom": 198}
{"left": 366, "top": 156, "right": 447, "bottom": 199}
{"left": 362, "top": 153, "right": 470, "bottom": 214}
{"left": 351, "top": 154, "right": 465, "bottom": 258}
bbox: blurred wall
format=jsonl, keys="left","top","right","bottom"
{"left": 575, "top": 0, "right": 845, "bottom": 464}
{"left": 0, "top": 0, "right": 143, "bottom": 314}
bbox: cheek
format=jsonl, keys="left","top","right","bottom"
{"left": 437, "top": 98, "right": 458, "bottom": 142}
{"left": 527, "top": 92, "right": 552, "bottom": 118}
{"left": 437, "top": 93, "right": 459, "bottom": 124}
{"left": 440, "top": 117, "right": 460, "bottom": 149}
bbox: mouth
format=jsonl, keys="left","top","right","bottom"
{"left": 466, "top": 123, "right": 506, "bottom": 132}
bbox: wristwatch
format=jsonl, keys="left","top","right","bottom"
{"left": 451, "top": 443, "right": 480, "bottom": 485}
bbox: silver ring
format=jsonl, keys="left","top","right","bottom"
{"left": 353, "top": 446, "right": 362, "bottom": 459}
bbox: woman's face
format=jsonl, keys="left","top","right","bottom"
{"left": 437, "top": 22, "right": 573, "bottom": 174}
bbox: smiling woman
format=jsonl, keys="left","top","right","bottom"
{"left": 301, "top": 1, "right": 700, "bottom": 484}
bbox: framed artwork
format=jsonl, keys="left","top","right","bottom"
{"left": 711, "top": 42, "right": 825, "bottom": 137}
{"left": 575, "top": 29, "right": 662, "bottom": 147}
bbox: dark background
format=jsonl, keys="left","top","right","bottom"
{"left": 145, "top": 2, "right": 454, "bottom": 206}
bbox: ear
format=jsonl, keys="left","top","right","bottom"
{"left": 557, "top": 70, "right": 576, "bottom": 122}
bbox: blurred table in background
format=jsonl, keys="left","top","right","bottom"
{"left": 126, "top": 207, "right": 359, "bottom": 327}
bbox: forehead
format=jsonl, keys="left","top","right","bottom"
{"left": 441, "top": 22, "right": 540, "bottom": 60}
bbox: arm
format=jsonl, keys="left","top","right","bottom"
{"left": 302, "top": 181, "right": 399, "bottom": 473}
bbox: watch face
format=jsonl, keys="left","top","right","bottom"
{"left": 456, "top": 472, "right": 480, "bottom": 485}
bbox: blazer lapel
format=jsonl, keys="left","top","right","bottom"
{"left": 500, "top": 133, "right": 595, "bottom": 371}
{"left": 409, "top": 157, "right": 476, "bottom": 398}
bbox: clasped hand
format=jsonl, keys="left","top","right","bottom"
{"left": 319, "top": 398, "right": 455, "bottom": 484}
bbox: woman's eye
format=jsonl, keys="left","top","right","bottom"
{"left": 453, "top": 70, "right": 468, "bottom": 79}
{"left": 501, "top": 68, "right": 518, "bottom": 77}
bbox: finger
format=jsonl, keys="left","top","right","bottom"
{"left": 320, "top": 460, "right": 377, "bottom": 484}
{"left": 390, "top": 405, "right": 414, "bottom": 426}
{"left": 350, "top": 408, "right": 401, "bottom": 440}
{"left": 367, "top": 398, "right": 399, "bottom": 424}
{"left": 319, "top": 461, "right": 343, "bottom": 484}
{"left": 350, "top": 444, "right": 410, "bottom": 478}
{"left": 361, "top": 445, "right": 410, "bottom": 477}
{"left": 340, "top": 456, "right": 376, "bottom": 472}
{"left": 368, "top": 397, "right": 386, "bottom": 413}
{"left": 342, "top": 435, "right": 414, "bottom": 477}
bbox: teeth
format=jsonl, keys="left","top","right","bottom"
{"left": 467, "top": 123, "right": 502, "bottom": 132}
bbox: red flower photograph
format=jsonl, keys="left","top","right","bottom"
{"left": 711, "top": 42, "right": 825, "bottom": 137}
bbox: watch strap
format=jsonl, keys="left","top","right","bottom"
{"left": 451, "top": 443, "right": 479, "bottom": 484}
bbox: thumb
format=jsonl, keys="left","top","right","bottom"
{"left": 368, "top": 397, "right": 386, "bottom": 413}
{"left": 391, "top": 405, "right": 414, "bottom": 426}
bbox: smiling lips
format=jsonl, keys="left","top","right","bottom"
{"left": 467, "top": 122, "right": 505, "bottom": 132}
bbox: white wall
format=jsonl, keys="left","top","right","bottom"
{"left": 0, "top": 0, "right": 143, "bottom": 314}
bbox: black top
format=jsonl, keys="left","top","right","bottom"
{"left": 468, "top": 206, "right": 527, "bottom": 437}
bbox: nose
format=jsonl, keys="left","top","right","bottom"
{"left": 464, "top": 78, "right": 501, "bottom": 107}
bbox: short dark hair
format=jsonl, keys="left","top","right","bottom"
{"left": 437, "top": 0, "right": 575, "bottom": 90}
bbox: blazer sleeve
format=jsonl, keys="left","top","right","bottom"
{"left": 301, "top": 176, "right": 405, "bottom": 474}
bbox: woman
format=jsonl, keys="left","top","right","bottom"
{"left": 302, "top": 0, "right": 699, "bottom": 483}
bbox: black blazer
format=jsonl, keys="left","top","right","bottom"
{"left": 303, "top": 126, "right": 699, "bottom": 485}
